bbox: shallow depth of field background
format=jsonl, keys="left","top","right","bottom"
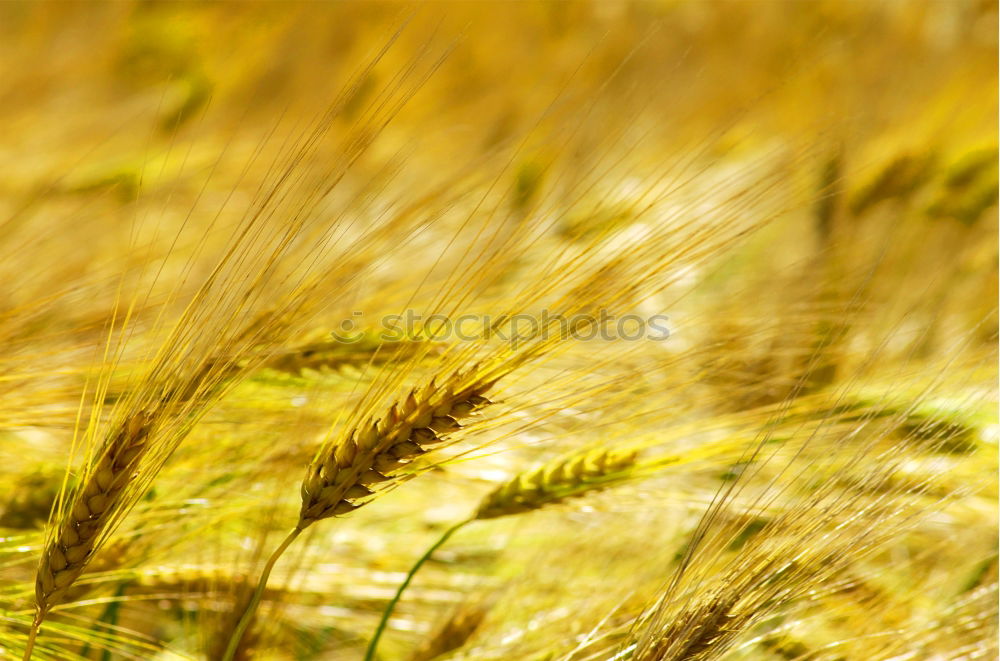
{"left": 0, "top": 2, "right": 996, "bottom": 661}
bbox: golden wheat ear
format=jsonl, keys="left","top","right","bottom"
{"left": 299, "top": 371, "right": 495, "bottom": 526}
{"left": 34, "top": 411, "right": 153, "bottom": 615}
{"left": 220, "top": 366, "right": 499, "bottom": 661}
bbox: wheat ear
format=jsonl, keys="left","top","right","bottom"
{"left": 21, "top": 410, "right": 153, "bottom": 659}
{"left": 475, "top": 447, "right": 638, "bottom": 519}
{"left": 298, "top": 373, "right": 495, "bottom": 526}
{"left": 364, "top": 447, "right": 638, "bottom": 661}
{"left": 33, "top": 412, "right": 153, "bottom": 618}
{"left": 221, "top": 369, "right": 496, "bottom": 661}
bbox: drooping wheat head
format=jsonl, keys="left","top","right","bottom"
{"left": 34, "top": 410, "right": 155, "bottom": 615}
{"left": 299, "top": 367, "right": 497, "bottom": 527}
{"left": 475, "top": 447, "right": 638, "bottom": 520}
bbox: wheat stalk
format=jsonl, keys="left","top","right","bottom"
{"left": 210, "top": 580, "right": 263, "bottom": 661}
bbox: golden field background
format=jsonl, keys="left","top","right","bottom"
{"left": 0, "top": 2, "right": 996, "bottom": 660}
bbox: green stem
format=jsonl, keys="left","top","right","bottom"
{"left": 21, "top": 611, "right": 42, "bottom": 661}
{"left": 221, "top": 526, "right": 303, "bottom": 661}
{"left": 364, "top": 519, "right": 471, "bottom": 661}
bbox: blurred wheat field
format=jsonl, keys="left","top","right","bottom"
{"left": 0, "top": 2, "right": 996, "bottom": 660}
